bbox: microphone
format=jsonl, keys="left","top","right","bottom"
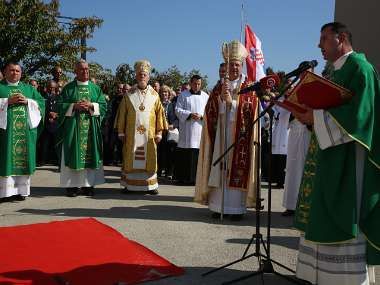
{"left": 239, "top": 74, "right": 280, "bottom": 94}
{"left": 285, "top": 60, "right": 318, "bottom": 79}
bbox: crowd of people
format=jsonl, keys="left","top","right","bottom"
{"left": 0, "top": 21, "right": 379, "bottom": 285}
{"left": 0, "top": 59, "right": 212, "bottom": 198}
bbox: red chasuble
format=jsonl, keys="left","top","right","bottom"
{"left": 205, "top": 80, "right": 257, "bottom": 190}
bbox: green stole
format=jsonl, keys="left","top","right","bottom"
{"left": 8, "top": 86, "right": 29, "bottom": 174}
{"left": 0, "top": 81, "right": 45, "bottom": 176}
{"left": 57, "top": 81, "right": 106, "bottom": 170}
{"left": 294, "top": 52, "right": 380, "bottom": 264}
{"left": 77, "top": 85, "right": 94, "bottom": 168}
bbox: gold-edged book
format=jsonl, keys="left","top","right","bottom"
{"left": 275, "top": 71, "right": 353, "bottom": 113}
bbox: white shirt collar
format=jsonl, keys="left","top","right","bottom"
{"left": 6, "top": 80, "right": 19, "bottom": 86}
{"left": 333, "top": 51, "right": 353, "bottom": 70}
{"left": 230, "top": 74, "right": 246, "bottom": 89}
{"left": 77, "top": 80, "right": 89, "bottom": 85}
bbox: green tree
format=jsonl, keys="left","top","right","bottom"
{"left": 115, "top": 63, "right": 135, "bottom": 85}
{"left": 88, "top": 62, "right": 114, "bottom": 93}
{"left": 149, "top": 65, "right": 209, "bottom": 91}
{"left": 0, "top": 0, "right": 103, "bottom": 78}
{"left": 151, "top": 65, "right": 183, "bottom": 90}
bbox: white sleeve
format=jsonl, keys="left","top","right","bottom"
{"left": 65, "top": 103, "right": 75, "bottom": 116}
{"left": 175, "top": 94, "right": 191, "bottom": 122}
{"left": 313, "top": 109, "right": 353, "bottom": 149}
{"left": 89, "top": 103, "right": 100, "bottom": 116}
{"left": 27, "top": 99, "right": 42, "bottom": 129}
{"left": 0, "top": 98, "right": 8, "bottom": 130}
{"left": 229, "top": 100, "right": 237, "bottom": 122}
{"left": 218, "top": 99, "right": 237, "bottom": 122}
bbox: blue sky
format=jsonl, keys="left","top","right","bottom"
{"left": 59, "top": 0, "right": 335, "bottom": 86}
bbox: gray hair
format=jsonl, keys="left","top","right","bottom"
{"left": 75, "top": 58, "right": 88, "bottom": 69}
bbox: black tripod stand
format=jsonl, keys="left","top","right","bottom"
{"left": 202, "top": 82, "right": 307, "bottom": 285}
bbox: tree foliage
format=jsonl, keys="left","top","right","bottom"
{"left": 111, "top": 64, "right": 209, "bottom": 92}
{"left": 88, "top": 62, "right": 114, "bottom": 93}
{"left": 0, "top": 0, "right": 103, "bottom": 78}
{"left": 150, "top": 65, "right": 209, "bottom": 90}
{"left": 115, "top": 63, "right": 135, "bottom": 85}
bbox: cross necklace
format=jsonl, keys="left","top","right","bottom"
{"left": 138, "top": 88, "right": 147, "bottom": 111}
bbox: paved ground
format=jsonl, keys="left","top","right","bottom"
{"left": 0, "top": 165, "right": 378, "bottom": 285}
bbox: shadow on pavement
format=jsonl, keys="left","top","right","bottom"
{"left": 18, "top": 203, "right": 293, "bottom": 228}
{"left": 226, "top": 236, "right": 300, "bottom": 250}
{"left": 147, "top": 266, "right": 304, "bottom": 285}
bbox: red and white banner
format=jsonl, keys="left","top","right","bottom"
{"left": 245, "top": 24, "right": 265, "bottom": 82}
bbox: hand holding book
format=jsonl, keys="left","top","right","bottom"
{"left": 273, "top": 71, "right": 353, "bottom": 114}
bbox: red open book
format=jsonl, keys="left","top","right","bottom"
{"left": 275, "top": 71, "right": 353, "bottom": 113}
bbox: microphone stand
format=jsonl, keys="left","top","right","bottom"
{"left": 202, "top": 76, "right": 307, "bottom": 285}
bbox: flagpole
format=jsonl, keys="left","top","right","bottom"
{"left": 240, "top": 3, "right": 244, "bottom": 43}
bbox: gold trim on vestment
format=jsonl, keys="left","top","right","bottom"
{"left": 361, "top": 231, "right": 380, "bottom": 251}
{"left": 328, "top": 111, "right": 379, "bottom": 170}
{"left": 124, "top": 178, "right": 158, "bottom": 186}
{"left": 117, "top": 88, "right": 166, "bottom": 173}
{"left": 294, "top": 228, "right": 357, "bottom": 245}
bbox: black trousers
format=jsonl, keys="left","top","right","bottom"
{"left": 174, "top": 147, "right": 199, "bottom": 184}
{"left": 271, "top": 154, "right": 287, "bottom": 187}
{"left": 38, "top": 130, "right": 58, "bottom": 165}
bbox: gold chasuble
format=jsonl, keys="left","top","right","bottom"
{"left": 195, "top": 79, "right": 259, "bottom": 209}
{"left": 115, "top": 85, "right": 167, "bottom": 191}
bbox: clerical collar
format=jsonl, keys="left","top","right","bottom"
{"left": 230, "top": 74, "right": 246, "bottom": 90}
{"left": 190, "top": 89, "right": 201, "bottom": 95}
{"left": 6, "top": 80, "right": 19, "bottom": 86}
{"left": 77, "top": 80, "right": 89, "bottom": 85}
{"left": 333, "top": 50, "right": 353, "bottom": 71}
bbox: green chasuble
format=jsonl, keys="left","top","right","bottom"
{"left": 294, "top": 52, "right": 380, "bottom": 264}
{"left": 56, "top": 81, "right": 107, "bottom": 170}
{"left": 0, "top": 81, "right": 45, "bottom": 176}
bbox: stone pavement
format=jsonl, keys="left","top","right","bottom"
{"left": 0, "top": 165, "right": 378, "bottom": 285}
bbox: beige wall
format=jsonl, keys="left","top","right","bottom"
{"left": 335, "top": 0, "right": 380, "bottom": 72}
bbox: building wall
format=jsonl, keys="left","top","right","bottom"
{"left": 335, "top": 0, "right": 380, "bottom": 71}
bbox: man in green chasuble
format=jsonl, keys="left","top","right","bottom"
{"left": 0, "top": 62, "right": 45, "bottom": 202}
{"left": 292, "top": 22, "right": 380, "bottom": 285}
{"left": 57, "top": 59, "right": 107, "bottom": 197}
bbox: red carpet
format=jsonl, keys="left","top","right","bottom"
{"left": 0, "top": 218, "right": 184, "bottom": 284}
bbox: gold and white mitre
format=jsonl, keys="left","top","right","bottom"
{"left": 134, "top": 60, "right": 151, "bottom": 74}
{"left": 222, "top": 40, "right": 249, "bottom": 62}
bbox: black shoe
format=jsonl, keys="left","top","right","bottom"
{"left": 211, "top": 212, "right": 230, "bottom": 219}
{"left": 230, "top": 214, "right": 244, "bottom": 221}
{"left": 66, "top": 188, "right": 79, "bottom": 197}
{"left": 281, "top": 209, "right": 295, "bottom": 217}
{"left": 0, "top": 197, "right": 12, "bottom": 203}
{"left": 82, "top": 187, "right": 94, "bottom": 196}
{"left": 211, "top": 212, "right": 221, "bottom": 219}
{"left": 148, "top": 189, "right": 159, "bottom": 195}
{"left": 14, "top": 195, "right": 26, "bottom": 201}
